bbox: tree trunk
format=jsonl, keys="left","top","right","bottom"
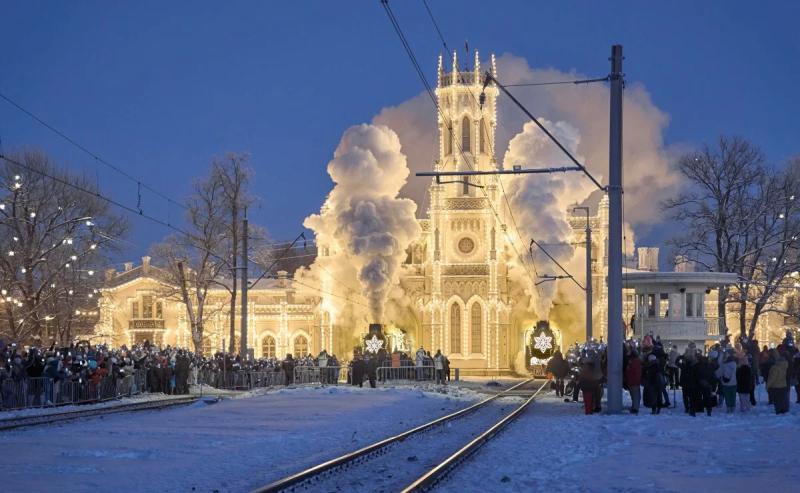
{"left": 718, "top": 286, "right": 728, "bottom": 335}
{"left": 228, "top": 204, "right": 239, "bottom": 353}
{"left": 739, "top": 300, "right": 747, "bottom": 339}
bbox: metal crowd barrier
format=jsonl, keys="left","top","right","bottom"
{"left": 293, "top": 365, "right": 347, "bottom": 385}
{"left": 0, "top": 369, "right": 148, "bottom": 412}
{"left": 377, "top": 365, "right": 437, "bottom": 382}
{"left": 196, "top": 368, "right": 287, "bottom": 390}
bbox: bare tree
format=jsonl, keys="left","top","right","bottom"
{"left": 0, "top": 150, "right": 128, "bottom": 344}
{"left": 665, "top": 137, "right": 800, "bottom": 337}
{"left": 151, "top": 173, "right": 228, "bottom": 354}
{"left": 211, "top": 154, "right": 255, "bottom": 355}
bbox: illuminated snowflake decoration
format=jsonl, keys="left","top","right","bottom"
{"left": 533, "top": 332, "right": 553, "bottom": 352}
{"left": 365, "top": 335, "right": 384, "bottom": 353}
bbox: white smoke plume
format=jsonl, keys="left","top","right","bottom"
{"left": 303, "top": 124, "right": 421, "bottom": 323}
{"left": 374, "top": 53, "right": 682, "bottom": 229}
{"left": 502, "top": 120, "right": 598, "bottom": 320}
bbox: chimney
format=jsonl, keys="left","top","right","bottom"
{"left": 674, "top": 255, "right": 695, "bottom": 273}
{"left": 637, "top": 247, "right": 659, "bottom": 272}
{"left": 123, "top": 262, "right": 133, "bottom": 272}
{"left": 142, "top": 256, "right": 151, "bottom": 274}
{"left": 277, "top": 270, "right": 288, "bottom": 288}
{"left": 105, "top": 268, "right": 116, "bottom": 281}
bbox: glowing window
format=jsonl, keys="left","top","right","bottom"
{"left": 450, "top": 304, "right": 462, "bottom": 354}
{"left": 461, "top": 116, "right": 471, "bottom": 153}
{"left": 470, "top": 303, "right": 482, "bottom": 354}
{"left": 262, "top": 335, "right": 276, "bottom": 359}
{"left": 294, "top": 335, "right": 309, "bottom": 358}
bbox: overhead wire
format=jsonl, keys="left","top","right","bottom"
{"left": 416, "top": 0, "right": 544, "bottom": 292}
{"left": 382, "top": 0, "right": 540, "bottom": 291}
{"left": 0, "top": 91, "right": 186, "bottom": 216}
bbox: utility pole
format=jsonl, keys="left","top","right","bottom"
{"left": 240, "top": 208, "right": 249, "bottom": 360}
{"left": 606, "top": 44, "right": 624, "bottom": 414}
{"left": 574, "top": 206, "right": 593, "bottom": 341}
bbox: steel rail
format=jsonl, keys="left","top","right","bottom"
{"left": 401, "top": 378, "right": 552, "bottom": 492}
{"left": 250, "top": 379, "right": 537, "bottom": 493}
{"left": 0, "top": 395, "right": 198, "bottom": 431}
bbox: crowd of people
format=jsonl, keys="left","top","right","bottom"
{"left": 0, "top": 336, "right": 453, "bottom": 410}
{"left": 546, "top": 331, "right": 800, "bottom": 417}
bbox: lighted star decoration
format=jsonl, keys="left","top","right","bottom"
{"left": 365, "top": 335, "right": 384, "bottom": 353}
{"left": 533, "top": 332, "right": 553, "bottom": 352}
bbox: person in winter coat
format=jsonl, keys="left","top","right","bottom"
{"left": 282, "top": 354, "right": 295, "bottom": 386}
{"left": 643, "top": 354, "right": 664, "bottom": 414}
{"left": 694, "top": 356, "right": 717, "bottom": 416}
{"left": 415, "top": 347, "right": 426, "bottom": 381}
{"left": 715, "top": 353, "right": 738, "bottom": 413}
{"left": 736, "top": 359, "right": 753, "bottom": 412}
{"left": 767, "top": 351, "right": 789, "bottom": 414}
{"left": 678, "top": 348, "right": 699, "bottom": 415}
{"left": 624, "top": 351, "right": 643, "bottom": 414}
{"left": 365, "top": 356, "right": 378, "bottom": 388}
{"left": 667, "top": 345, "right": 680, "bottom": 389}
{"left": 434, "top": 350, "right": 445, "bottom": 384}
{"left": 351, "top": 356, "right": 365, "bottom": 387}
{"left": 546, "top": 350, "right": 570, "bottom": 397}
{"left": 578, "top": 362, "right": 599, "bottom": 415}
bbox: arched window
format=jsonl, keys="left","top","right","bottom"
{"left": 262, "top": 335, "right": 276, "bottom": 359}
{"left": 461, "top": 116, "right": 471, "bottom": 153}
{"left": 444, "top": 124, "right": 453, "bottom": 156}
{"left": 294, "top": 335, "right": 309, "bottom": 358}
{"left": 479, "top": 118, "right": 487, "bottom": 153}
{"left": 470, "top": 303, "right": 482, "bottom": 354}
{"left": 450, "top": 304, "right": 462, "bottom": 354}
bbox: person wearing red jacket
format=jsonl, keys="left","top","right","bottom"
{"left": 625, "top": 350, "right": 643, "bottom": 414}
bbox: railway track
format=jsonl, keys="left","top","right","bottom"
{"left": 0, "top": 395, "right": 198, "bottom": 431}
{"left": 252, "top": 378, "right": 549, "bottom": 493}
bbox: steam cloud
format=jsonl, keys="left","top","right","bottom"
{"left": 502, "top": 120, "right": 597, "bottom": 319}
{"left": 304, "top": 124, "right": 421, "bottom": 323}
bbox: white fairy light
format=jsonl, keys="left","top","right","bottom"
{"left": 88, "top": 270, "right": 94, "bottom": 276}
{"left": 90, "top": 244, "right": 97, "bottom": 250}
{"left": 0, "top": 204, "right": 4, "bottom": 210}
{"left": 65, "top": 263, "right": 70, "bottom": 268}
{"left": 0, "top": 289, "right": 6, "bottom": 295}
{"left": 14, "top": 175, "right": 20, "bottom": 181}
{"left": 70, "top": 255, "right": 77, "bottom": 261}
{"left": 7, "top": 251, "right": 14, "bottom": 256}
{"left": 29, "top": 212, "right": 36, "bottom": 218}
{"left": 68, "top": 289, "right": 74, "bottom": 295}
{"left": 20, "top": 268, "right": 26, "bottom": 273}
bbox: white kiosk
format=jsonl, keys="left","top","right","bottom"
{"left": 624, "top": 271, "right": 738, "bottom": 350}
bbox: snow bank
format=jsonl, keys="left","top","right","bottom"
{"left": 439, "top": 391, "right": 800, "bottom": 492}
{"left": 0, "top": 385, "right": 481, "bottom": 492}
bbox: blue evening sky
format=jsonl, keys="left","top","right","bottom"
{"left": 1, "top": 1, "right": 798, "bottom": 264}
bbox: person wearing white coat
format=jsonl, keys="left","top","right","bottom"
{"left": 715, "top": 354, "right": 738, "bottom": 413}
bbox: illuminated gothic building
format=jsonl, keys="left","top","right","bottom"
{"left": 94, "top": 52, "right": 620, "bottom": 374}
{"left": 99, "top": 52, "right": 780, "bottom": 373}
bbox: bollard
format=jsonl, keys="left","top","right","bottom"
{"left": 454, "top": 368, "right": 460, "bottom": 381}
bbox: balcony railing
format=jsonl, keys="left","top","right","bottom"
{"left": 129, "top": 318, "right": 165, "bottom": 330}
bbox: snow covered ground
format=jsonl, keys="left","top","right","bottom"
{"left": 439, "top": 390, "right": 800, "bottom": 493}
{"left": 0, "top": 383, "right": 482, "bottom": 493}
{"left": 4, "top": 382, "right": 799, "bottom": 493}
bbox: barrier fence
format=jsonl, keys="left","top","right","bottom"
{"left": 2, "top": 364, "right": 440, "bottom": 412}
{"left": 0, "top": 369, "right": 148, "bottom": 411}
{"left": 377, "top": 365, "right": 436, "bottom": 382}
